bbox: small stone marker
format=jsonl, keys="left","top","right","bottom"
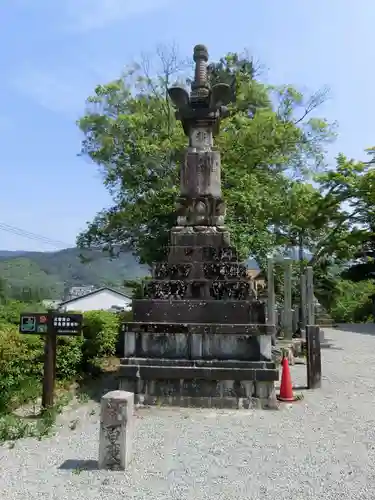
{"left": 98, "top": 390, "right": 134, "bottom": 471}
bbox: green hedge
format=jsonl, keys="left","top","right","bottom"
{"left": 0, "top": 324, "right": 44, "bottom": 412}
{"left": 0, "top": 306, "right": 132, "bottom": 413}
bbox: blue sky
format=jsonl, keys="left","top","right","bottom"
{"left": 0, "top": 0, "right": 374, "bottom": 252}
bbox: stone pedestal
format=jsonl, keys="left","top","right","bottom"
{"left": 98, "top": 390, "right": 134, "bottom": 471}
{"left": 118, "top": 226, "right": 279, "bottom": 409}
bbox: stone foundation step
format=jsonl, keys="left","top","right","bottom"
{"left": 117, "top": 363, "right": 279, "bottom": 382}
{"left": 120, "top": 358, "right": 277, "bottom": 369}
{"left": 121, "top": 321, "right": 275, "bottom": 335}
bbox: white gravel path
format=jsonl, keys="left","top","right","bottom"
{"left": 1, "top": 327, "right": 375, "bottom": 500}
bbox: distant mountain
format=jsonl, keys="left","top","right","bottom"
{"left": 0, "top": 250, "right": 30, "bottom": 258}
{"left": 0, "top": 248, "right": 149, "bottom": 300}
{"left": 0, "top": 247, "right": 262, "bottom": 301}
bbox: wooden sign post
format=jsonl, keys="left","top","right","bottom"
{"left": 19, "top": 310, "right": 83, "bottom": 409}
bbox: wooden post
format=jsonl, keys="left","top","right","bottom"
{"left": 42, "top": 328, "right": 56, "bottom": 409}
{"left": 306, "top": 266, "right": 315, "bottom": 325}
{"left": 283, "top": 258, "right": 293, "bottom": 339}
{"left": 41, "top": 310, "right": 57, "bottom": 409}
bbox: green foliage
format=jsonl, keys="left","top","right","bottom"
{"left": 329, "top": 280, "right": 375, "bottom": 323}
{"left": 0, "top": 301, "right": 123, "bottom": 419}
{"left": 0, "top": 300, "right": 46, "bottom": 326}
{"left": 77, "top": 48, "right": 334, "bottom": 266}
{"left": 0, "top": 248, "right": 148, "bottom": 300}
{"left": 55, "top": 337, "right": 84, "bottom": 380}
{"left": 81, "top": 310, "right": 121, "bottom": 369}
{"left": 0, "top": 393, "right": 72, "bottom": 444}
{"left": 0, "top": 324, "right": 44, "bottom": 413}
{"left": 123, "top": 278, "right": 151, "bottom": 298}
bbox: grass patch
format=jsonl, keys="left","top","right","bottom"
{"left": 0, "top": 392, "right": 72, "bottom": 445}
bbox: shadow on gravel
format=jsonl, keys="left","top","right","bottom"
{"left": 334, "top": 324, "right": 375, "bottom": 335}
{"left": 59, "top": 459, "right": 98, "bottom": 471}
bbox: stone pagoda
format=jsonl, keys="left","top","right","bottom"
{"left": 118, "top": 44, "right": 279, "bottom": 409}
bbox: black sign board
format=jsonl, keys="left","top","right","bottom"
{"left": 20, "top": 313, "right": 83, "bottom": 336}
{"left": 306, "top": 325, "right": 322, "bottom": 389}
{"left": 51, "top": 313, "right": 83, "bottom": 336}
{"left": 19, "top": 310, "right": 84, "bottom": 409}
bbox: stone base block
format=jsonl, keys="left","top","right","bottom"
{"left": 122, "top": 323, "right": 274, "bottom": 362}
{"left": 117, "top": 359, "right": 279, "bottom": 410}
{"left": 98, "top": 390, "right": 134, "bottom": 471}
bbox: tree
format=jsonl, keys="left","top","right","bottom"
{"left": 313, "top": 152, "right": 375, "bottom": 268}
{"left": 77, "top": 47, "right": 335, "bottom": 267}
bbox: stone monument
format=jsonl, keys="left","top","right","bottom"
{"left": 117, "top": 44, "right": 279, "bottom": 408}
{"left": 98, "top": 390, "right": 134, "bottom": 470}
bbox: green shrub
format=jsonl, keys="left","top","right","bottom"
{"left": 82, "top": 310, "right": 121, "bottom": 369}
{"left": 329, "top": 280, "right": 375, "bottom": 323}
{"left": 0, "top": 303, "right": 127, "bottom": 414}
{"left": 0, "top": 325, "right": 44, "bottom": 412}
{"left": 55, "top": 336, "right": 84, "bottom": 380}
{"left": 0, "top": 301, "right": 46, "bottom": 326}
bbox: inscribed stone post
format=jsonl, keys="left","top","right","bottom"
{"left": 301, "top": 273, "right": 307, "bottom": 338}
{"left": 306, "top": 266, "right": 315, "bottom": 325}
{"left": 267, "top": 256, "right": 276, "bottom": 343}
{"left": 98, "top": 390, "right": 134, "bottom": 471}
{"left": 283, "top": 258, "right": 293, "bottom": 339}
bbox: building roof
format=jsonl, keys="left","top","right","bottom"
{"left": 59, "top": 286, "right": 132, "bottom": 306}
{"left": 246, "top": 269, "right": 263, "bottom": 280}
{"left": 64, "top": 285, "right": 96, "bottom": 301}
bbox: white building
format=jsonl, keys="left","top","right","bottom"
{"left": 58, "top": 286, "right": 132, "bottom": 313}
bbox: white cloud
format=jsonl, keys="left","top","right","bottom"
{"left": 64, "top": 0, "right": 171, "bottom": 32}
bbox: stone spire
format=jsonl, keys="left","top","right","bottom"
{"left": 167, "top": 45, "right": 233, "bottom": 228}
{"left": 167, "top": 44, "right": 232, "bottom": 139}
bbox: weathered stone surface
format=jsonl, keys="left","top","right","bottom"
{"left": 122, "top": 322, "right": 275, "bottom": 335}
{"left": 117, "top": 378, "right": 278, "bottom": 410}
{"left": 132, "top": 299, "right": 263, "bottom": 324}
{"left": 98, "top": 391, "right": 134, "bottom": 471}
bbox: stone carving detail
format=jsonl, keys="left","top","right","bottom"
{"left": 144, "top": 280, "right": 187, "bottom": 299}
{"left": 203, "top": 246, "right": 238, "bottom": 262}
{"left": 102, "top": 424, "right": 121, "bottom": 470}
{"left": 210, "top": 280, "right": 254, "bottom": 300}
{"left": 176, "top": 195, "right": 226, "bottom": 226}
{"left": 203, "top": 262, "right": 247, "bottom": 279}
{"left": 154, "top": 263, "right": 192, "bottom": 279}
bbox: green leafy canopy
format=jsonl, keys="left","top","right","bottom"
{"left": 77, "top": 47, "right": 336, "bottom": 267}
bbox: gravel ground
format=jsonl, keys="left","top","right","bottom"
{"left": 1, "top": 327, "right": 375, "bottom": 500}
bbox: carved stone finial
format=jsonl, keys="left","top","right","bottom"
{"left": 191, "top": 44, "right": 210, "bottom": 104}
{"left": 167, "top": 43, "right": 232, "bottom": 138}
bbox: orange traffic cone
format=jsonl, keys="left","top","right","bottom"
{"left": 277, "top": 356, "right": 297, "bottom": 402}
